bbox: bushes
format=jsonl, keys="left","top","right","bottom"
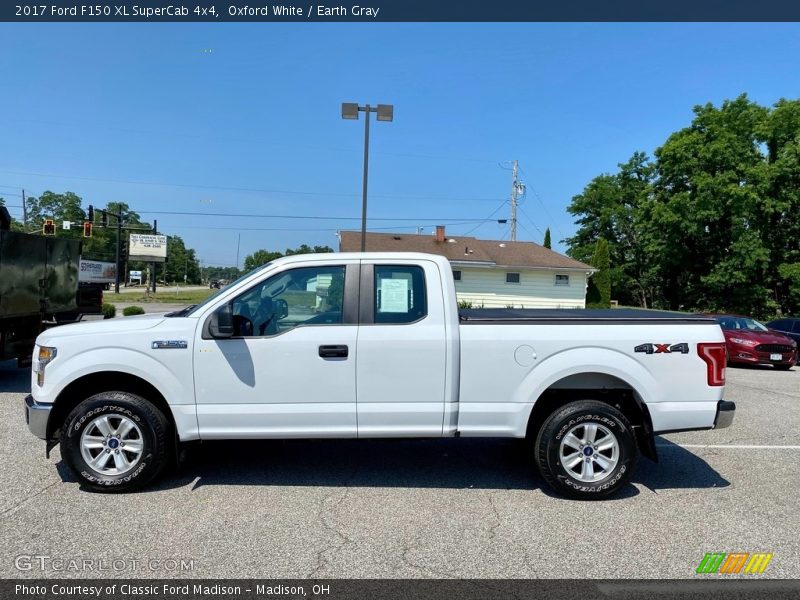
{"left": 122, "top": 305, "right": 145, "bottom": 316}
{"left": 101, "top": 303, "right": 116, "bottom": 319}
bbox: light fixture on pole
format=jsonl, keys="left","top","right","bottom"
{"left": 341, "top": 102, "right": 394, "bottom": 251}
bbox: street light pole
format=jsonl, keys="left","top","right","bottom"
{"left": 360, "top": 105, "right": 371, "bottom": 252}
{"left": 342, "top": 102, "right": 393, "bottom": 252}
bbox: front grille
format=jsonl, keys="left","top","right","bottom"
{"left": 755, "top": 344, "right": 794, "bottom": 353}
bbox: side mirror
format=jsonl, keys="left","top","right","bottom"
{"left": 208, "top": 304, "right": 234, "bottom": 338}
{"left": 274, "top": 298, "right": 289, "bottom": 319}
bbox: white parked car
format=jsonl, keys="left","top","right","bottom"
{"left": 25, "top": 253, "right": 733, "bottom": 498}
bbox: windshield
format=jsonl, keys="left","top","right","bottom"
{"left": 177, "top": 263, "right": 273, "bottom": 317}
{"left": 716, "top": 316, "right": 768, "bottom": 332}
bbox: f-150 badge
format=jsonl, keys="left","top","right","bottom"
{"left": 151, "top": 340, "right": 188, "bottom": 349}
{"left": 634, "top": 343, "right": 689, "bottom": 354}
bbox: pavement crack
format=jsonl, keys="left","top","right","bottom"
{"left": 0, "top": 479, "right": 60, "bottom": 519}
{"left": 306, "top": 467, "right": 358, "bottom": 578}
{"left": 399, "top": 537, "right": 456, "bottom": 578}
{"left": 486, "top": 490, "right": 503, "bottom": 543}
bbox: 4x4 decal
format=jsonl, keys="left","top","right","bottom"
{"left": 634, "top": 342, "right": 690, "bottom": 354}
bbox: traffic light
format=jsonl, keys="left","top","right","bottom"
{"left": 101, "top": 210, "right": 108, "bottom": 227}
{"left": 87, "top": 205, "right": 94, "bottom": 222}
{"left": 83, "top": 222, "right": 93, "bottom": 238}
{"left": 43, "top": 219, "right": 55, "bottom": 236}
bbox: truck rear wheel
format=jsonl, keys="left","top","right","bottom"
{"left": 60, "top": 392, "right": 170, "bottom": 493}
{"left": 534, "top": 400, "right": 636, "bottom": 499}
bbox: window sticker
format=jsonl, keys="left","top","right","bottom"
{"left": 379, "top": 278, "right": 409, "bottom": 313}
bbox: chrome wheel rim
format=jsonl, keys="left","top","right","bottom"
{"left": 80, "top": 414, "right": 144, "bottom": 476}
{"left": 559, "top": 423, "right": 619, "bottom": 483}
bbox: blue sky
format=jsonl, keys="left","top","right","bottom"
{"left": 1, "top": 23, "right": 799, "bottom": 266}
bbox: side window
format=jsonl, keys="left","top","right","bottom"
{"left": 452, "top": 270, "right": 462, "bottom": 281}
{"left": 769, "top": 320, "right": 788, "bottom": 331}
{"left": 793, "top": 321, "right": 800, "bottom": 333}
{"left": 555, "top": 274, "right": 570, "bottom": 286}
{"left": 506, "top": 272, "right": 520, "bottom": 284}
{"left": 231, "top": 265, "right": 345, "bottom": 336}
{"left": 374, "top": 265, "right": 427, "bottom": 324}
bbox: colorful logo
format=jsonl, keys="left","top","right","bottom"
{"left": 696, "top": 552, "right": 773, "bottom": 574}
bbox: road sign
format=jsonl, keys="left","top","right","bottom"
{"left": 129, "top": 234, "right": 168, "bottom": 262}
{"left": 62, "top": 221, "right": 71, "bottom": 230}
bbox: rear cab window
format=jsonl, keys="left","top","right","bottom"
{"left": 374, "top": 265, "right": 427, "bottom": 324}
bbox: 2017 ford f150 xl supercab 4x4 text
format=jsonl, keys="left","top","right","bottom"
{"left": 24, "top": 252, "right": 734, "bottom": 498}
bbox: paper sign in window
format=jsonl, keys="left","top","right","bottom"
{"left": 379, "top": 278, "right": 409, "bottom": 313}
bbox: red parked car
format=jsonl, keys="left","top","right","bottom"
{"left": 710, "top": 314, "right": 797, "bottom": 370}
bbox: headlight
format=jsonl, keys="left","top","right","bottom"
{"left": 34, "top": 346, "right": 57, "bottom": 386}
{"left": 729, "top": 338, "right": 757, "bottom": 346}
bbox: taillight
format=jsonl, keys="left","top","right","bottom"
{"left": 698, "top": 342, "right": 726, "bottom": 386}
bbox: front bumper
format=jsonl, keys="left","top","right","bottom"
{"left": 24, "top": 395, "right": 52, "bottom": 439}
{"left": 728, "top": 348, "right": 797, "bottom": 366}
{"left": 714, "top": 400, "right": 736, "bottom": 430}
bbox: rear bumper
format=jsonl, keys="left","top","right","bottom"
{"left": 649, "top": 400, "right": 734, "bottom": 434}
{"left": 714, "top": 400, "right": 736, "bottom": 430}
{"left": 24, "top": 395, "right": 51, "bottom": 439}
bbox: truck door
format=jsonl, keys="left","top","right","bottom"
{"left": 194, "top": 261, "right": 360, "bottom": 438}
{"left": 356, "top": 260, "right": 447, "bottom": 436}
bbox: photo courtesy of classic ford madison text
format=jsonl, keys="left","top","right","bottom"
{"left": 1, "top": 7, "right": 799, "bottom": 598}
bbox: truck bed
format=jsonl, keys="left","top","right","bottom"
{"left": 459, "top": 308, "right": 718, "bottom": 325}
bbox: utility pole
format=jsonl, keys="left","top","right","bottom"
{"left": 510, "top": 160, "right": 519, "bottom": 242}
{"left": 115, "top": 210, "right": 122, "bottom": 293}
{"left": 21, "top": 189, "right": 27, "bottom": 229}
{"left": 235, "top": 233, "right": 241, "bottom": 269}
{"left": 152, "top": 219, "right": 157, "bottom": 294}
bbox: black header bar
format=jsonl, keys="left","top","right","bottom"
{"left": 3, "top": 0, "right": 800, "bottom": 22}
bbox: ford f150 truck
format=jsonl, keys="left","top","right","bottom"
{"left": 24, "top": 253, "right": 734, "bottom": 498}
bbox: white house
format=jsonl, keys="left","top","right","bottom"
{"left": 338, "top": 227, "right": 596, "bottom": 309}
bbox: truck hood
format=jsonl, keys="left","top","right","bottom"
{"left": 37, "top": 313, "right": 178, "bottom": 343}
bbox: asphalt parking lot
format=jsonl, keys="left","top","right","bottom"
{"left": 1, "top": 361, "right": 798, "bottom": 579}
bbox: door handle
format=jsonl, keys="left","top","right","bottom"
{"left": 319, "top": 345, "right": 349, "bottom": 358}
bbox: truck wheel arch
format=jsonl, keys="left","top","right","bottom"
{"left": 525, "top": 372, "right": 658, "bottom": 463}
{"left": 47, "top": 371, "right": 175, "bottom": 443}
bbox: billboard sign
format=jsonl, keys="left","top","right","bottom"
{"left": 79, "top": 260, "right": 117, "bottom": 283}
{"left": 129, "top": 234, "right": 167, "bottom": 262}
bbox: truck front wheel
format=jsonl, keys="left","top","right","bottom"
{"left": 534, "top": 400, "right": 637, "bottom": 500}
{"left": 60, "top": 392, "right": 170, "bottom": 493}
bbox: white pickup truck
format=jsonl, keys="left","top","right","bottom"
{"left": 24, "top": 252, "right": 734, "bottom": 498}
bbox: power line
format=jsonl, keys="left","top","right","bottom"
{"left": 0, "top": 169, "right": 504, "bottom": 203}
{"left": 136, "top": 209, "right": 488, "bottom": 222}
{"left": 460, "top": 200, "right": 509, "bottom": 237}
{"left": 168, "top": 221, "right": 481, "bottom": 233}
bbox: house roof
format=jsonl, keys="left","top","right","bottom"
{"left": 338, "top": 231, "right": 594, "bottom": 271}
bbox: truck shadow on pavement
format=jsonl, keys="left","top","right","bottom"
{"left": 82, "top": 436, "right": 729, "bottom": 499}
{"left": 0, "top": 361, "right": 30, "bottom": 394}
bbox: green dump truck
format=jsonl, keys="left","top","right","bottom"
{"left": 0, "top": 209, "right": 83, "bottom": 365}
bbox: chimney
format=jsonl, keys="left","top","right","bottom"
{"left": 435, "top": 225, "right": 445, "bottom": 243}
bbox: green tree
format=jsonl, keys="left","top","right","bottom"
{"left": 650, "top": 95, "right": 771, "bottom": 313}
{"left": 243, "top": 245, "right": 334, "bottom": 271}
{"left": 159, "top": 235, "right": 201, "bottom": 284}
{"left": 24, "top": 191, "right": 86, "bottom": 240}
{"left": 586, "top": 239, "right": 611, "bottom": 308}
{"left": 243, "top": 249, "right": 284, "bottom": 271}
{"left": 566, "top": 94, "right": 800, "bottom": 317}
{"left": 543, "top": 228, "right": 551, "bottom": 249}
{"left": 565, "top": 152, "right": 657, "bottom": 307}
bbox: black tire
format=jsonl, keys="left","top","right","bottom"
{"left": 774, "top": 364, "right": 793, "bottom": 371}
{"left": 534, "top": 400, "right": 636, "bottom": 500}
{"left": 60, "top": 391, "right": 171, "bottom": 493}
